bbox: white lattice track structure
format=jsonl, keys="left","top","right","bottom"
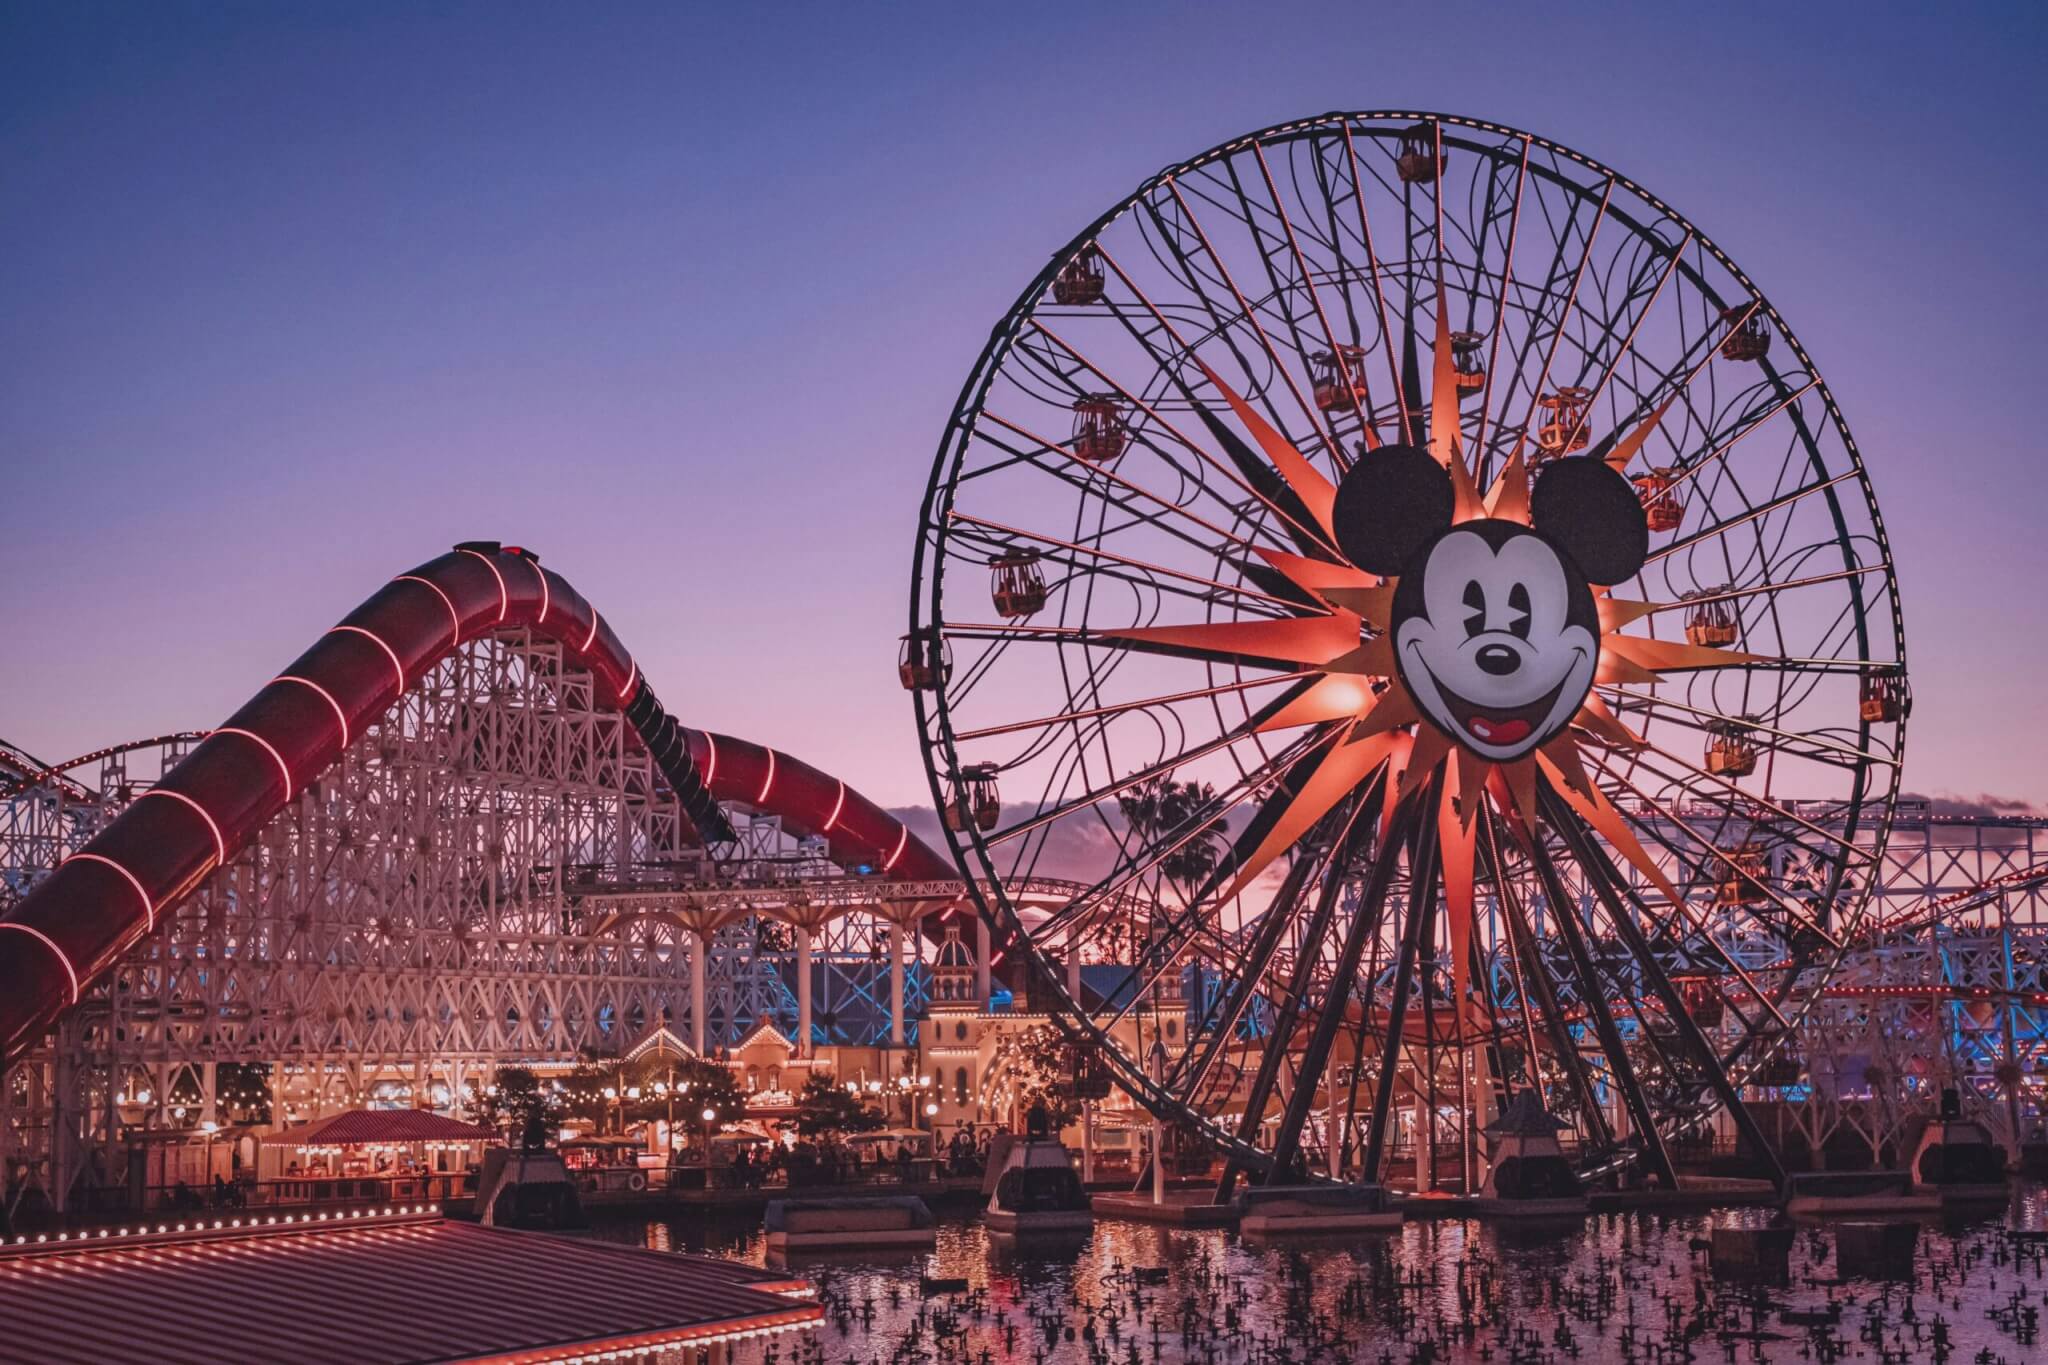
{"left": 0, "top": 632, "right": 930, "bottom": 1204}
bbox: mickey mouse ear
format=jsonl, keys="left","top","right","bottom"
{"left": 1529, "top": 457, "right": 1648, "bottom": 586}
{"left": 1331, "top": 444, "right": 1454, "bottom": 576}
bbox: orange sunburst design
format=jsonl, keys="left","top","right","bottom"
{"left": 1099, "top": 354, "right": 1788, "bottom": 1035}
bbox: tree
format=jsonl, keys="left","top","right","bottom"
{"left": 791, "top": 1072, "right": 886, "bottom": 1140}
{"left": 623, "top": 1054, "right": 746, "bottom": 1128}
{"left": 1117, "top": 776, "right": 1227, "bottom": 904}
{"left": 561, "top": 1055, "right": 625, "bottom": 1131}
{"left": 465, "top": 1065, "right": 560, "bottom": 1144}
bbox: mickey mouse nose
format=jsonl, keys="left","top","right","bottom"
{"left": 1475, "top": 643, "right": 1521, "bottom": 676}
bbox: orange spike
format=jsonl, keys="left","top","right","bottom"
{"left": 1399, "top": 724, "right": 1452, "bottom": 807}
{"left": 1321, "top": 634, "right": 1395, "bottom": 678}
{"left": 1573, "top": 692, "right": 1641, "bottom": 750}
{"left": 1447, "top": 448, "right": 1485, "bottom": 524}
{"left": 1315, "top": 584, "right": 1395, "bottom": 626}
{"left": 1536, "top": 746, "right": 1684, "bottom": 908}
{"left": 1223, "top": 725, "right": 1396, "bottom": 900}
{"left": 1603, "top": 394, "right": 1677, "bottom": 473}
{"left": 1195, "top": 360, "right": 1338, "bottom": 538}
{"left": 1255, "top": 676, "right": 1375, "bottom": 733}
{"left": 1105, "top": 613, "right": 1362, "bottom": 666}
{"left": 1377, "top": 730, "right": 1416, "bottom": 842}
{"left": 1603, "top": 634, "right": 1767, "bottom": 673}
{"left": 1484, "top": 451, "right": 1532, "bottom": 524}
{"left": 1595, "top": 596, "right": 1660, "bottom": 632}
{"left": 1252, "top": 547, "right": 1378, "bottom": 604}
{"left": 1491, "top": 758, "right": 1540, "bottom": 847}
{"left": 1351, "top": 681, "right": 1419, "bottom": 743}
{"left": 1450, "top": 748, "right": 1489, "bottom": 832}
{"left": 1429, "top": 282, "right": 1460, "bottom": 470}
{"left": 1438, "top": 785, "right": 1479, "bottom": 1039}
{"left": 1595, "top": 649, "right": 1662, "bottom": 686}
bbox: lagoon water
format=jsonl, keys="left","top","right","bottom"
{"left": 582, "top": 1190, "right": 2048, "bottom": 1363}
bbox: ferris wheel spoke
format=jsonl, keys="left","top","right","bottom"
{"left": 1487, "top": 815, "right": 1612, "bottom": 1139}
{"left": 1261, "top": 140, "right": 1379, "bottom": 412}
{"left": 972, "top": 411, "right": 1271, "bottom": 553}
{"left": 1266, "top": 786, "right": 1414, "bottom": 1184}
{"left": 1599, "top": 684, "right": 1889, "bottom": 770}
{"left": 1469, "top": 136, "right": 1533, "bottom": 471}
{"left": 1590, "top": 299, "right": 1743, "bottom": 476}
{"left": 1523, "top": 777, "right": 1796, "bottom": 1034}
{"left": 1027, "top": 316, "right": 1339, "bottom": 553}
{"left": 946, "top": 511, "right": 1301, "bottom": 618}
{"left": 1336, "top": 124, "right": 1411, "bottom": 437}
{"left": 1591, "top": 737, "right": 1877, "bottom": 877}
{"left": 950, "top": 670, "right": 1314, "bottom": 745}
{"left": 1659, "top": 378, "right": 1821, "bottom": 498}
{"left": 1522, "top": 808, "right": 1679, "bottom": 1184}
{"left": 1168, "top": 833, "right": 1336, "bottom": 1104}
{"left": 1031, "top": 731, "right": 1319, "bottom": 953}
{"left": 1155, "top": 176, "right": 1345, "bottom": 458}
{"left": 1644, "top": 469, "right": 1862, "bottom": 569}
{"left": 1541, "top": 786, "right": 1793, "bottom": 1184}
{"left": 1227, "top": 144, "right": 1363, "bottom": 419}
{"left": 1640, "top": 561, "right": 1890, "bottom": 622}
{"left": 1506, "top": 178, "right": 1616, "bottom": 462}
{"left": 1552, "top": 229, "right": 1694, "bottom": 453}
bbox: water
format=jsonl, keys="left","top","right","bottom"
{"left": 578, "top": 1190, "right": 2048, "bottom": 1363}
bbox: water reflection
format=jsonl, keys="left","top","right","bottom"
{"left": 579, "top": 1188, "right": 2048, "bottom": 1363}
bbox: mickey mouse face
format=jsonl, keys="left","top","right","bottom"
{"left": 1332, "top": 446, "right": 1647, "bottom": 763}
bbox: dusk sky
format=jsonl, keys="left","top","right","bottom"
{"left": 4, "top": 2, "right": 2044, "bottom": 810}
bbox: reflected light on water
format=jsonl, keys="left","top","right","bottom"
{"left": 580, "top": 1188, "right": 2048, "bottom": 1363}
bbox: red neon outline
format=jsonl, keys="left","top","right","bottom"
{"left": 0, "top": 924, "right": 77, "bottom": 1003}
{"left": 458, "top": 548, "right": 508, "bottom": 623}
{"left": 621, "top": 657, "right": 639, "bottom": 703}
{"left": 757, "top": 749, "right": 776, "bottom": 805}
{"left": 70, "top": 852, "right": 155, "bottom": 930}
{"left": 823, "top": 780, "right": 845, "bottom": 833}
{"left": 701, "top": 732, "right": 717, "bottom": 786}
{"left": 137, "top": 789, "right": 226, "bottom": 868}
{"left": 884, "top": 824, "right": 908, "bottom": 872}
{"left": 394, "top": 576, "right": 461, "bottom": 646}
{"left": 274, "top": 675, "right": 350, "bottom": 747}
{"left": 215, "top": 728, "right": 294, "bottom": 803}
{"left": 532, "top": 560, "right": 551, "bottom": 624}
{"left": 329, "top": 625, "right": 406, "bottom": 696}
{"left": 582, "top": 608, "right": 601, "bottom": 653}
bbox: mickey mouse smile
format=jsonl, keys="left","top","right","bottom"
{"left": 1403, "top": 641, "right": 1587, "bottom": 750}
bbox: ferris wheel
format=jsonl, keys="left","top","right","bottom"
{"left": 908, "top": 112, "right": 1906, "bottom": 1187}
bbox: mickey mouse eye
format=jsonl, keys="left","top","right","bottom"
{"left": 1462, "top": 580, "right": 1486, "bottom": 639}
{"left": 1508, "top": 583, "right": 1531, "bottom": 640}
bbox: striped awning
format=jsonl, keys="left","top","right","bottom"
{"left": 0, "top": 1211, "right": 819, "bottom": 1363}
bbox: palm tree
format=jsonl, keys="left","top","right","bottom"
{"left": 1116, "top": 775, "right": 1227, "bottom": 904}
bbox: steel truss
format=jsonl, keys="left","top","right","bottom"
{"left": 0, "top": 632, "right": 921, "bottom": 1205}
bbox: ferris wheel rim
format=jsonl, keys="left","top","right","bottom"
{"left": 910, "top": 109, "right": 1907, "bottom": 1179}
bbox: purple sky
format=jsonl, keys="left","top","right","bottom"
{"left": 3, "top": 3, "right": 2044, "bottom": 810}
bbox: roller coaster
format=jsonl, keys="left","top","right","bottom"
{"left": 1, "top": 543, "right": 2043, "bottom": 1215}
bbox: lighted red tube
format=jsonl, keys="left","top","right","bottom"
{"left": 0, "top": 544, "right": 950, "bottom": 1062}
{"left": 685, "top": 730, "right": 953, "bottom": 881}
